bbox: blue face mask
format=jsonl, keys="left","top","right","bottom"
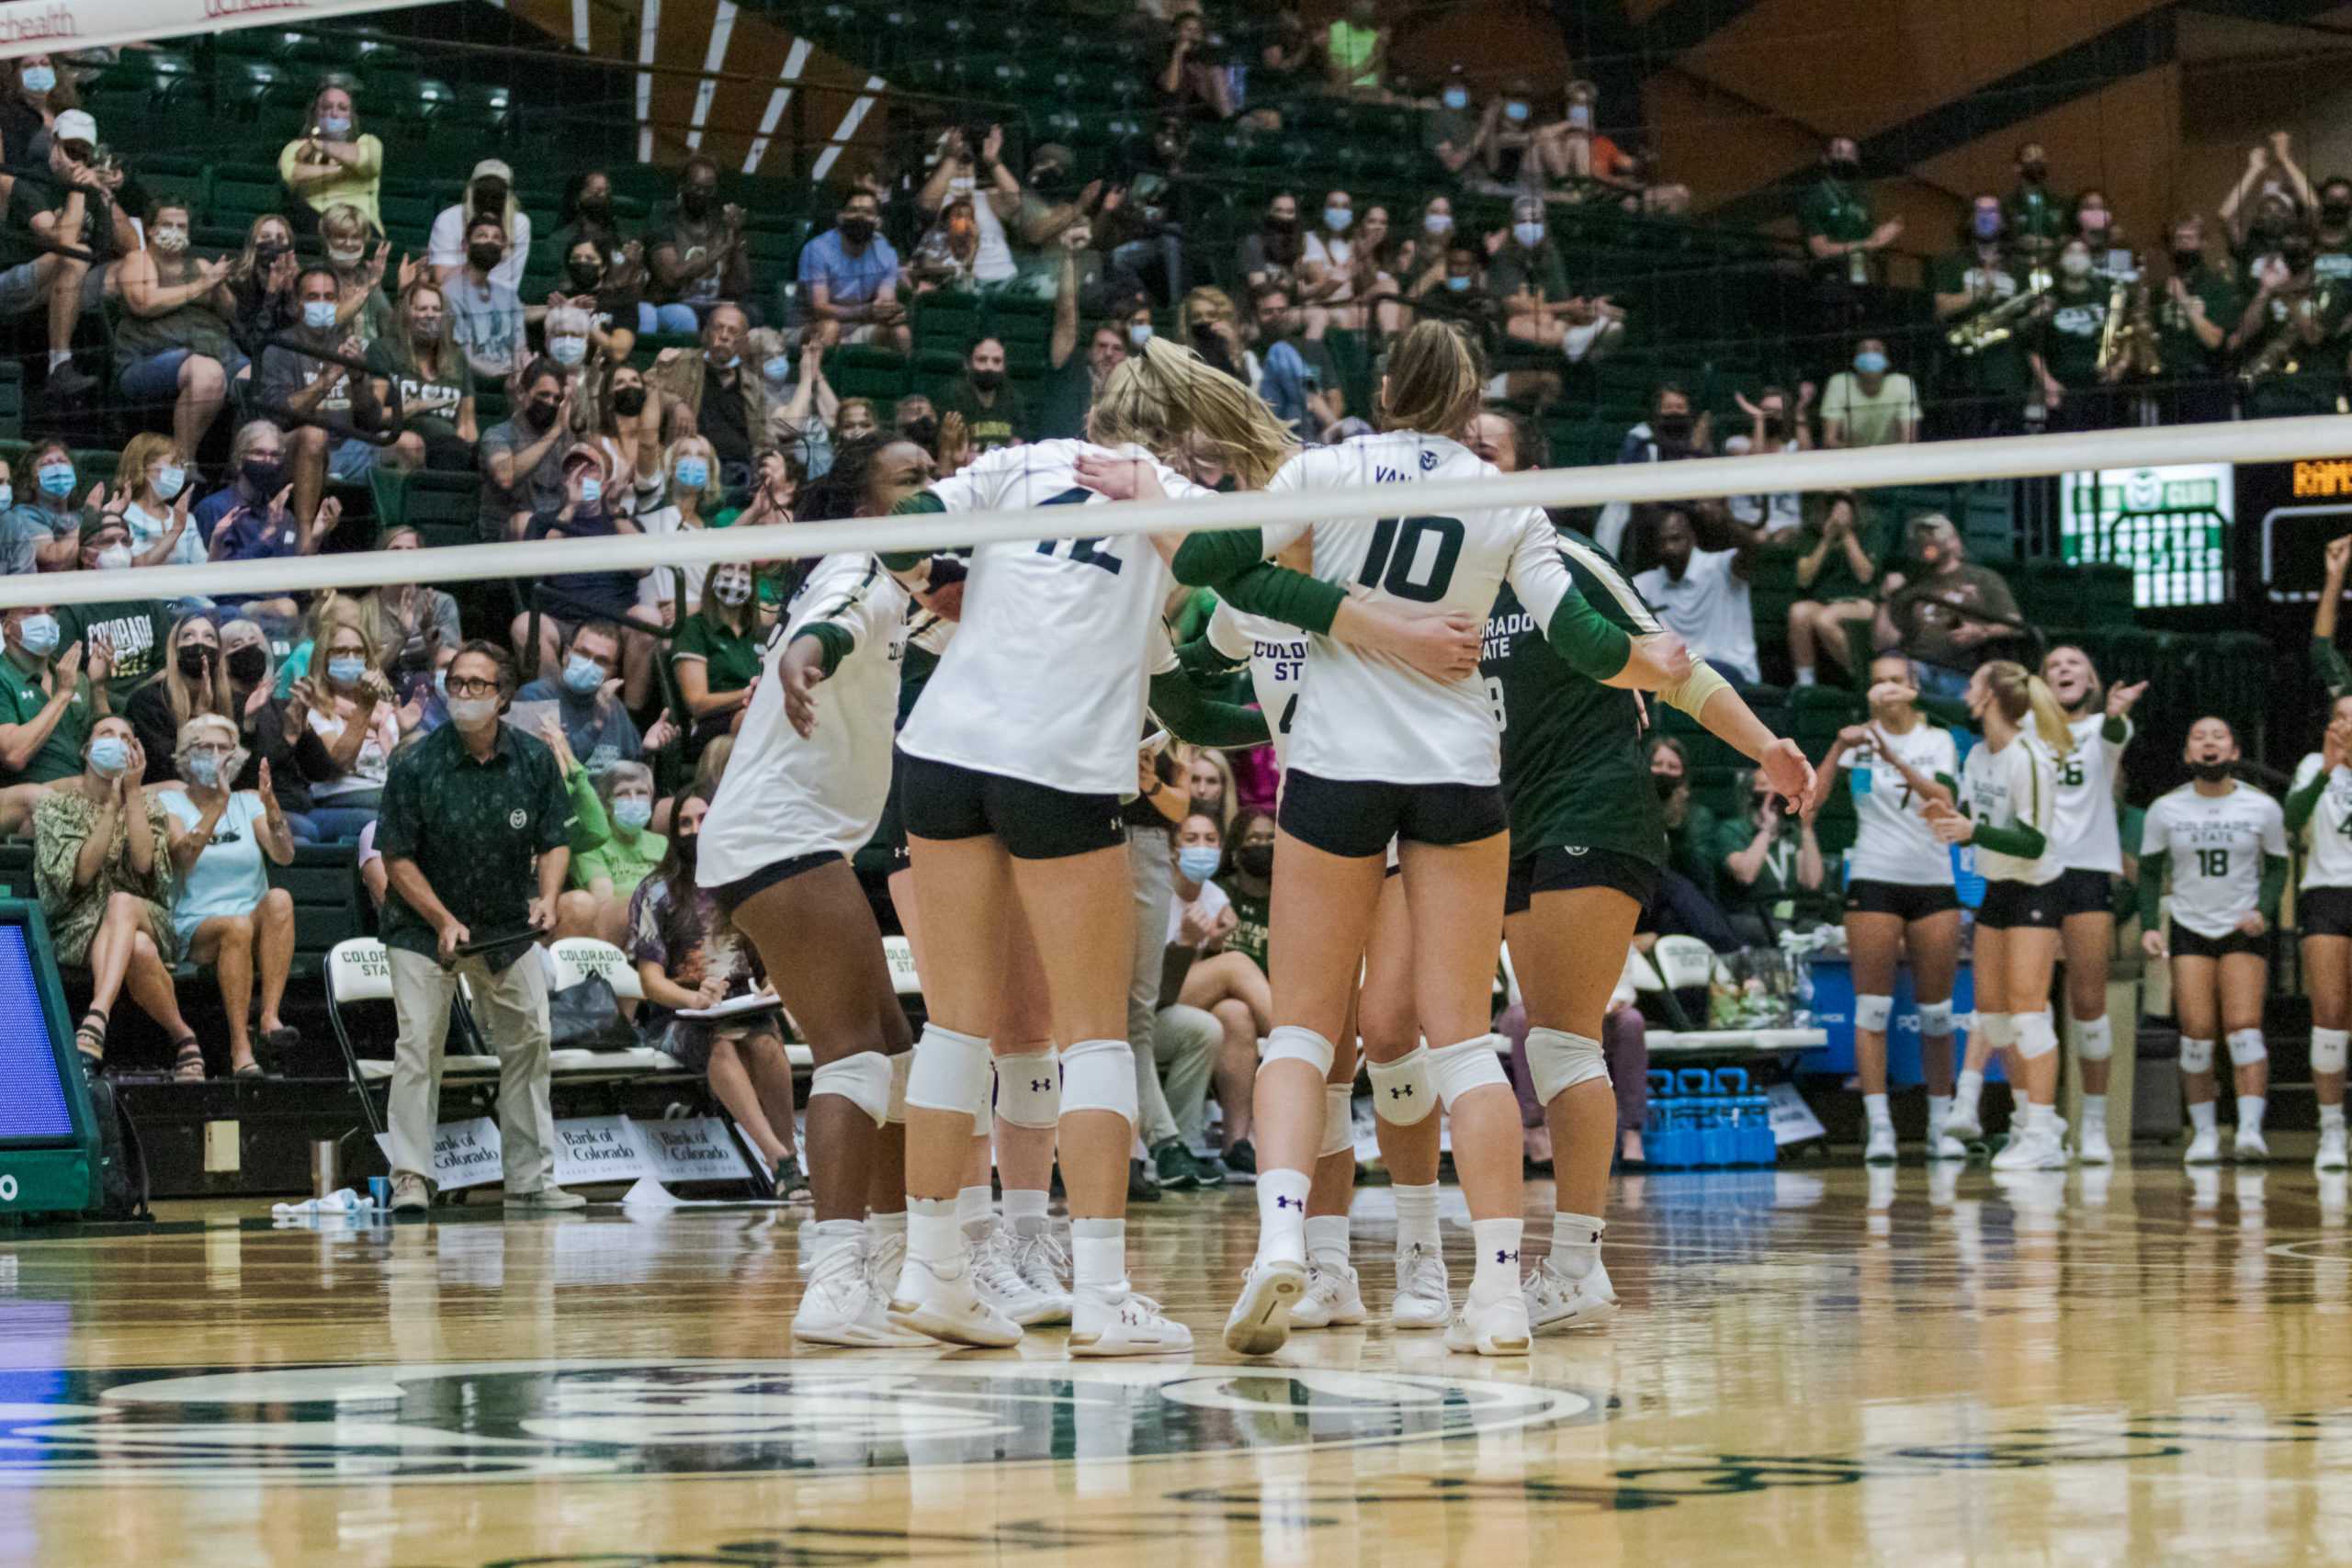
{"left": 561, "top": 653, "right": 605, "bottom": 694}
{"left": 1503, "top": 100, "right": 1530, "bottom": 123}
{"left": 1176, "top": 845, "right": 1223, "bottom": 882}
{"left": 320, "top": 115, "right": 353, "bottom": 137}
{"left": 37, "top": 463, "right": 73, "bottom": 500}
{"left": 326, "top": 655, "right": 368, "bottom": 685}
{"left": 0, "top": 485, "right": 17, "bottom": 513}
{"left": 673, "top": 457, "right": 710, "bottom": 491}
{"left": 1972, "top": 209, "right": 2002, "bottom": 241}
{"left": 579, "top": 476, "right": 604, "bottom": 506}
{"left": 185, "top": 751, "right": 221, "bottom": 788}
{"left": 1323, "top": 207, "right": 1352, "bottom": 233}
{"left": 612, "top": 797, "right": 653, "bottom": 831}
{"left": 17, "top": 614, "right": 57, "bottom": 659}
{"left": 1853, "top": 351, "right": 1889, "bottom": 376}
{"left": 1442, "top": 87, "right": 1467, "bottom": 111}
{"left": 763, "top": 355, "right": 792, "bottom": 385}
{"left": 302, "top": 299, "right": 338, "bottom": 333}
{"left": 22, "top": 67, "right": 55, "bottom": 96}
{"left": 433, "top": 668, "right": 447, "bottom": 698}
{"left": 153, "top": 465, "right": 187, "bottom": 502}
{"left": 1446, "top": 275, "right": 1472, "bottom": 293}
{"left": 88, "top": 737, "right": 130, "bottom": 777}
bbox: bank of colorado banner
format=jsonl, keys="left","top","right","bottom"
{"left": 0, "top": 0, "right": 441, "bottom": 58}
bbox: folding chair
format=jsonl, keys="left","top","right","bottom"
{"left": 324, "top": 938, "right": 501, "bottom": 1137}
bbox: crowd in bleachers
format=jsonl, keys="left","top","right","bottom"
{"left": 0, "top": 6, "right": 2327, "bottom": 1135}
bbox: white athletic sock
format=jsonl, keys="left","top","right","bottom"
{"left": 956, "top": 1183, "right": 994, "bottom": 1243}
{"left": 47, "top": 349, "right": 69, "bottom": 370}
{"left": 867, "top": 1208, "right": 907, "bottom": 1241}
{"left": 1394, "top": 1181, "right": 1441, "bottom": 1256}
{"left": 1470, "top": 1217, "right": 1523, "bottom": 1298}
{"left": 2188, "top": 1100, "right": 2218, "bottom": 1135}
{"left": 2027, "top": 1102, "right": 2059, "bottom": 1136}
{"left": 1927, "top": 1094, "right": 1953, "bottom": 1133}
{"left": 1551, "top": 1211, "right": 1603, "bottom": 1282}
{"left": 1071, "top": 1217, "right": 1125, "bottom": 1293}
{"left": 908, "top": 1197, "right": 963, "bottom": 1268}
{"left": 1305, "top": 1213, "right": 1351, "bottom": 1268}
{"left": 1862, "top": 1091, "right": 1892, "bottom": 1131}
{"left": 1794, "top": 665, "right": 1817, "bottom": 687}
{"left": 2238, "top": 1095, "right": 2267, "bottom": 1134}
{"left": 1003, "top": 1187, "right": 1050, "bottom": 1237}
{"left": 1257, "top": 1169, "right": 1311, "bottom": 1266}
{"left": 1954, "top": 1069, "right": 1984, "bottom": 1113}
{"left": 2324, "top": 1102, "right": 2347, "bottom": 1133}
{"left": 2080, "top": 1092, "right": 2107, "bottom": 1130}
{"left": 810, "top": 1216, "right": 864, "bottom": 1265}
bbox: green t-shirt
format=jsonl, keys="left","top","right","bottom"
{"left": 365, "top": 335, "right": 473, "bottom": 437}
{"left": 1487, "top": 242, "right": 1571, "bottom": 307}
{"left": 1930, "top": 248, "right": 2030, "bottom": 395}
{"left": 2035, "top": 278, "right": 2109, "bottom": 386}
{"left": 941, "top": 378, "right": 1028, "bottom": 453}
{"left": 574, "top": 829, "right": 667, "bottom": 898}
{"left": 1800, "top": 177, "right": 1873, "bottom": 274}
{"left": 1708, "top": 812, "right": 1804, "bottom": 914}
{"left": 1219, "top": 879, "right": 1270, "bottom": 972}
{"left": 1667, "top": 803, "right": 1722, "bottom": 902}
{"left": 1791, "top": 516, "right": 1881, "bottom": 603}
{"left": 0, "top": 649, "right": 95, "bottom": 784}
{"left": 2004, "top": 183, "right": 2068, "bottom": 243}
{"left": 56, "top": 600, "right": 174, "bottom": 708}
{"left": 1035, "top": 355, "right": 1093, "bottom": 443}
{"left": 2154, "top": 263, "right": 2243, "bottom": 377}
{"left": 1327, "top": 19, "right": 1378, "bottom": 85}
{"left": 1481, "top": 538, "right": 1667, "bottom": 867}
{"left": 670, "top": 611, "right": 762, "bottom": 695}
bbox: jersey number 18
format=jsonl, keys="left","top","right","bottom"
{"left": 2198, "top": 848, "right": 2229, "bottom": 878}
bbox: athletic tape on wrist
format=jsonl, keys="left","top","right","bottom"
{"left": 809, "top": 1050, "right": 893, "bottom": 1129}
{"left": 1526, "top": 1026, "right": 1608, "bottom": 1104}
{"left": 1261, "top": 1024, "right": 1337, "bottom": 1079}
{"left": 1321, "top": 1082, "right": 1355, "bottom": 1159}
{"left": 1853, "top": 993, "right": 1894, "bottom": 1033}
{"left": 904, "top": 1023, "right": 992, "bottom": 1122}
{"left": 1366, "top": 1044, "right": 1436, "bottom": 1125}
{"left": 2179, "top": 1035, "right": 2216, "bottom": 1075}
{"left": 1058, "top": 1037, "right": 1138, "bottom": 1126}
{"left": 2228, "top": 1027, "right": 2267, "bottom": 1067}
{"left": 2314, "top": 1027, "right": 2349, "bottom": 1076}
{"left": 1427, "top": 1033, "right": 1510, "bottom": 1111}
{"left": 994, "top": 1048, "right": 1060, "bottom": 1129}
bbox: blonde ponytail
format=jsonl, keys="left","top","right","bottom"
{"left": 1088, "top": 336, "right": 1299, "bottom": 489}
{"left": 1378, "top": 319, "right": 1484, "bottom": 438}
{"left": 2025, "top": 674, "right": 2075, "bottom": 753}
{"left": 1981, "top": 660, "right": 2075, "bottom": 753}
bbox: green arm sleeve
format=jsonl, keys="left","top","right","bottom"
{"left": 2261, "top": 853, "right": 2289, "bottom": 926}
{"left": 2138, "top": 849, "right": 2167, "bottom": 930}
{"left": 1543, "top": 592, "right": 1634, "bottom": 682}
{"left": 2315, "top": 636, "right": 2352, "bottom": 702}
{"left": 879, "top": 491, "right": 947, "bottom": 571}
{"left": 1170, "top": 526, "right": 1267, "bottom": 588}
{"left": 1915, "top": 692, "right": 1973, "bottom": 729}
{"left": 1969, "top": 820, "right": 2047, "bottom": 861}
{"left": 2286, "top": 772, "right": 2328, "bottom": 833}
{"left": 1190, "top": 558, "right": 1347, "bottom": 637}
{"left": 1148, "top": 668, "right": 1272, "bottom": 749}
{"left": 2101, "top": 715, "right": 2129, "bottom": 745}
{"left": 565, "top": 768, "right": 610, "bottom": 859}
{"left": 794, "top": 624, "right": 854, "bottom": 677}
{"left": 1177, "top": 633, "right": 1248, "bottom": 681}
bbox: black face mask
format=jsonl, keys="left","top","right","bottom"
{"left": 969, "top": 368, "right": 1002, "bottom": 391}
{"left": 1655, "top": 412, "right": 1693, "bottom": 443}
{"left": 525, "top": 400, "right": 560, "bottom": 431}
{"left": 1652, "top": 772, "right": 1680, "bottom": 801}
{"left": 673, "top": 834, "right": 699, "bottom": 864}
{"left": 467, "top": 242, "right": 503, "bottom": 271}
{"left": 176, "top": 646, "right": 212, "bottom": 679}
{"left": 1826, "top": 157, "right": 1859, "bottom": 178}
{"left": 840, "top": 217, "right": 876, "bottom": 243}
{"left": 2286, "top": 247, "right": 2317, "bottom": 272}
{"left": 243, "top": 458, "right": 283, "bottom": 494}
{"left": 1265, "top": 215, "right": 1296, "bottom": 233}
{"left": 2190, "top": 760, "right": 2233, "bottom": 783}
{"left": 1235, "top": 842, "right": 1274, "bottom": 879}
{"left": 900, "top": 415, "right": 938, "bottom": 448}
{"left": 227, "top": 646, "right": 267, "bottom": 684}
{"left": 567, "top": 260, "right": 604, "bottom": 291}
{"left": 612, "top": 386, "right": 648, "bottom": 418}
{"left": 578, "top": 193, "right": 611, "bottom": 220}
{"left": 2020, "top": 163, "right": 2047, "bottom": 184}
{"left": 681, "top": 186, "right": 714, "bottom": 219}
{"left": 2173, "top": 248, "right": 2204, "bottom": 275}
{"left": 2325, "top": 201, "right": 2352, "bottom": 227}
{"left": 1761, "top": 416, "right": 1787, "bottom": 440}
{"left": 1031, "top": 164, "right": 1069, "bottom": 197}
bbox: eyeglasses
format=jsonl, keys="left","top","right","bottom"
{"left": 444, "top": 677, "right": 499, "bottom": 698}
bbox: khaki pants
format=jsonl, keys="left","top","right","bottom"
{"left": 388, "top": 946, "right": 558, "bottom": 1195}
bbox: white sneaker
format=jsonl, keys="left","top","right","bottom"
{"left": 1990, "top": 1127, "right": 2065, "bottom": 1170}
{"left": 2233, "top": 1125, "right": 2270, "bottom": 1163}
{"left": 795, "top": 1241, "right": 929, "bottom": 1348}
{"left": 1390, "top": 1242, "right": 1451, "bottom": 1331}
{"left": 888, "top": 1250, "right": 1023, "bottom": 1348}
{"left": 1524, "top": 1258, "right": 1617, "bottom": 1334}
{"left": 1069, "top": 1285, "right": 1193, "bottom": 1358}
{"left": 866, "top": 1222, "right": 907, "bottom": 1304}
{"left": 2318, "top": 1126, "right": 2349, "bottom": 1174}
{"left": 2076, "top": 1123, "right": 2114, "bottom": 1165}
{"left": 390, "top": 1170, "right": 431, "bottom": 1215}
{"left": 1011, "top": 1225, "right": 1075, "bottom": 1325}
{"left": 1290, "top": 1261, "right": 1367, "bottom": 1328}
{"left": 1222, "top": 1258, "right": 1307, "bottom": 1356}
{"left": 1928, "top": 1129, "right": 1970, "bottom": 1161}
{"left": 2183, "top": 1126, "right": 2222, "bottom": 1165}
{"left": 1863, "top": 1122, "right": 1898, "bottom": 1165}
{"left": 1443, "top": 1287, "right": 1532, "bottom": 1357}
{"left": 1943, "top": 1099, "right": 1984, "bottom": 1143}
{"left": 971, "top": 1225, "right": 1064, "bottom": 1327}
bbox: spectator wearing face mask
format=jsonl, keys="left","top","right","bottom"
{"left": 541, "top": 299, "right": 625, "bottom": 388}
{"left": 796, "top": 192, "right": 908, "bottom": 352}
{"left": 1822, "top": 337, "right": 1920, "bottom": 447}
{"left": 517, "top": 447, "right": 655, "bottom": 709}
{"left": 557, "top": 757, "right": 662, "bottom": 947}
{"left": 909, "top": 194, "right": 984, "bottom": 295}
{"left": 1801, "top": 134, "right": 1901, "bottom": 332}
{"left": 628, "top": 437, "right": 721, "bottom": 626}
{"left": 479, "top": 360, "right": 572, "bottom": 541}
{"left": 1594, "top": 383, "right": 1707, "bottom": 560}
{"left": 1539, "top": 79, "right": 1644, "bottom": 197}
{"left": 429, "top": 159, "right": 529, "bottom": 291}
{"left": 742, "top": 327, "right": 835, "bottom": 481}
{"left": 261, "top": 265, "right": 401, "bottom": 531}
{"left": 2222, "top": 130, "right": 2315, "bottom": 272}
{"left": 1016, "top": 142, "right": 1109, "bottom": 259}
{"left": 2313, "top": 174, "right": 2352, "bottom": 284}
{"left": 2069, "top": 188, "right": 2131, "bottom": 283}
{"left": 1724, "top": 384, "right": 1811, "bottom": 538}
{"left": 1158, "top": 11, "right": 1236, "bottom": 121}
{"left": 557, "top": 240, "right": 645, "bottom": 372}
{"left": 113, "top": 198, "right": 239, "bottom": 460}
{"left": 0, "top": 54, "right": 74, "bottom": 170}
{"left": 646, "top": 303, "right": 771, "bottom": 491}
{"left": 2027, "top": 240, "right": 2115, "bottom": 432}
{"left": 556, "top": 170, "right": 681, "bottom": 335}
{"left": 670, "top": 561, "right": 763, "bottom": 762}
{"left": 1475, "top": 77, "right": 1542, "bottom": 189}
{"left": 59, "top": 513, "right": 173, "bottom": 707}
{"left": 3, "top": 440, "right": 94, "bottom": 574}
{"left": 288, "top": 616, "right": 397, "bottom": 842}
{"left": 1713, "top": 765, "right": 1826, "bottom": 944}
{"left": 1631, "top": 504, "right": 1762, "bottom": 687}
{"left": 1238, "top": 190, "right": 1304, "bottom": 295}
{"left": 223, "top": 214, "right": 301, "bottom": 365}
{"left": 1299, "top": 189, "right": 1362, "bottom": 336}
{"left": 366, "top": 281, "right": 478, "bottom": 469}
{"left": 215, "top": 618, "right": 320, "bottom": 842}
{"left": 112, "top": 433, "right": 201, "bottom": 571}
{"left": 2003, "top": 141, "right": 2068, "bottom": 259}
{"left": 124, "top": 614, "right": 233, "bottom": 784}
{"left": 2233, "top": 222, "right": 2342, "bottom": 421}
{"left": 0, "top": 600, "right": 104, "bottom": 786}
{"left": 1873, "top": 512, "right": 2018, "bottom": 702}
{"left": 1931, "top": 193, "right": 2033, "bottom": 439}
{"left": 445, "top": 214, "right": 529, "bottom": 384}
{"left": 316, "top": 202, "right": 401, "bottom": 347}
{"left": 359, "top": 528, "right": 462, "bottom": 686}
{"left": 646, "top": 153, "right": 749, "bottom": 321}
{"left": 517, "top": 619, "right": 642, "bottom": 779}
{"left": 1644, "top": 736, "right": 1740, "bottom": 947}
{"left": 25, "top": 108, "right": 146, "bottom": 401}
{"left": 2155, "top": 215, "right": 2243, "bottom": 428}
{"left": 1426, "top": 65, "right": 1480, "bottom": 176}
{"left": 278, "top": 79, "right": 382, "bottom": 236}
{"left": 1250, "top": 282, "right": 1340, "bottom": 442}
{"left": 1488, "top": 197, "right": 1624, "bottom": 365}
{"left": 940, "top": 336, "right": 1028, "bottom": 454}
{"left": 203, "top": 422, "right": 344, "bottom": 623}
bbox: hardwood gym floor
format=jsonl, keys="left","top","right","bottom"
{"left": 1, "top": 1161, "right": 2347, "bottom": 1565}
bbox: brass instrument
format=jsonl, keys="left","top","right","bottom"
{"left": 2241, "top": 281, "right": 2338, "bottom": 386}
{"left": 2095, "top": 272, "right": 2129, "bottom": 378}
{"left": 2095, "top": 260, "right": 2163, "bottom": 381}
{"left": 1945, "top": 265, "right": 2050, "bottom": 356}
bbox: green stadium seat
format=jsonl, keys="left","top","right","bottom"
{"left": 828, "top": 345, "right": 910, "bottom": 401}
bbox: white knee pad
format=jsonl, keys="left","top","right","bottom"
{"left": 1058, "top": 1037, "right": 1138, "bottom": 1126}
{"left": 1261, "top": 1024, "right": 1337, "bottom": 1078}
{"left": 1977, "top": 1012, "right": 2018, "bottom": 1051}
{"left": 2180, "top": 1035, "right": 2216, "bottom": 1075}
{"left": 1854, "top": 993, "right": 1894, "bottom": 1033}
{"left": 1526, "top": 1027, "right": 1608, "bottom": 1105}
{"left": 1427, "top": 1034, "right": 1510, "bottom": 1111}
{"left": 810, "top": 1049, "right": 894, "bottom": 1128}
{"left": 1367, "top": 1045, "right": 1436, "bottom": 1125}
{"left": 994, "top": 1048, "right": 1060, "bottom": 1129}
{"left": 1321, "top": 1083, "right": 1355, "bottom": 1159}
{"left": 2228, "top": 1028, "right": 2267, "bottom": 1067}
{"left": 2314, "top": 1028, "right": 2349, "bottom": 1076}
{"left": 1917, "top": 999, "right": 1955, "bottom": 1038}
{"left": 2073, "top": 1014, "right": 2113, "bottom": 1063}
{"left": 904, "top": 1023, "right": 992, "bottom": 1122}
{"left": 2014, "top": 1010, "right": 2058, "bottom": 1062}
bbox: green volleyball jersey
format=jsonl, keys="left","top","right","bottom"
{"left": 1480, "top": 536, "right": 1668, "bottom": 865}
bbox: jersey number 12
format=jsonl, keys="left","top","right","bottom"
{"left": 1358, "top": 515, "right": 1464, "bottom": 603}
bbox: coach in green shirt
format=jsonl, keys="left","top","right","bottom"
{"left": 0, "top": 602, "right": 105, "bottom": 785}
{"left": 375, "top": 638, "right": 582, "bottom": 1215}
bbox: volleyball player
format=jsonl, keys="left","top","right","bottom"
{"left": 1168, "top": 321, "right": 1690, "bottom": 1357}
{"left": 1924, "top": 661, "right": 2073, "bottom": 1170}
{"left": 2139, "top": 718, "right": 2288, "bottom": 1164}
{"left": 2287, "top": 694, "right": 2352, "bottom": 1172}
{"left": 2039, "top": 646, "right": 2144, "bottom": 1163}
{"left": 1807, "top": 654, "right": 1965, "bottom": 1162}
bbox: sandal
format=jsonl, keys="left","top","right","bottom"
{"left": 74, "top": 1009, "right": 108, "bottom": 1062}
{"left": 172, "top": 1037, "right": 207, "bottom": 1083}
{"left": 232, "top": 1061, "right": 266, "bottom": 1079}
{"left": 257, "top": 1024, "right": 300, "bottom": 1065}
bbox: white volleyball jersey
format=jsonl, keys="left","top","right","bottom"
{"left": 896, "top": 441, "right": 1198, "bottom": 795}
{"left": 1962, "top": 733, "right": 2061, "bottom": 886}
{"left": 1838, "top": 721, "right": 1958, "bottom": 888}
{"left": 2047, "top": 711, "right": 2131, "bottom": 874}
{"left": 1208, "top": 599, "right": 1308, "bottom": 774}
{"left": 2143, "top": 782, "right": 2288, "bottom": 936}
{"left": 1257, "top": 432, "right": 1584, "bottom": 787}
{"left": 2291, "top": 752, "right": 2352, "bottom": 890}
{"left": 698, "top": 553, "right": 909, "bottom": 880}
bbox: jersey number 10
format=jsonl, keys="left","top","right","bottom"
{"left": 1358, "top": 516, "right": 1465, "bottom": 603}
